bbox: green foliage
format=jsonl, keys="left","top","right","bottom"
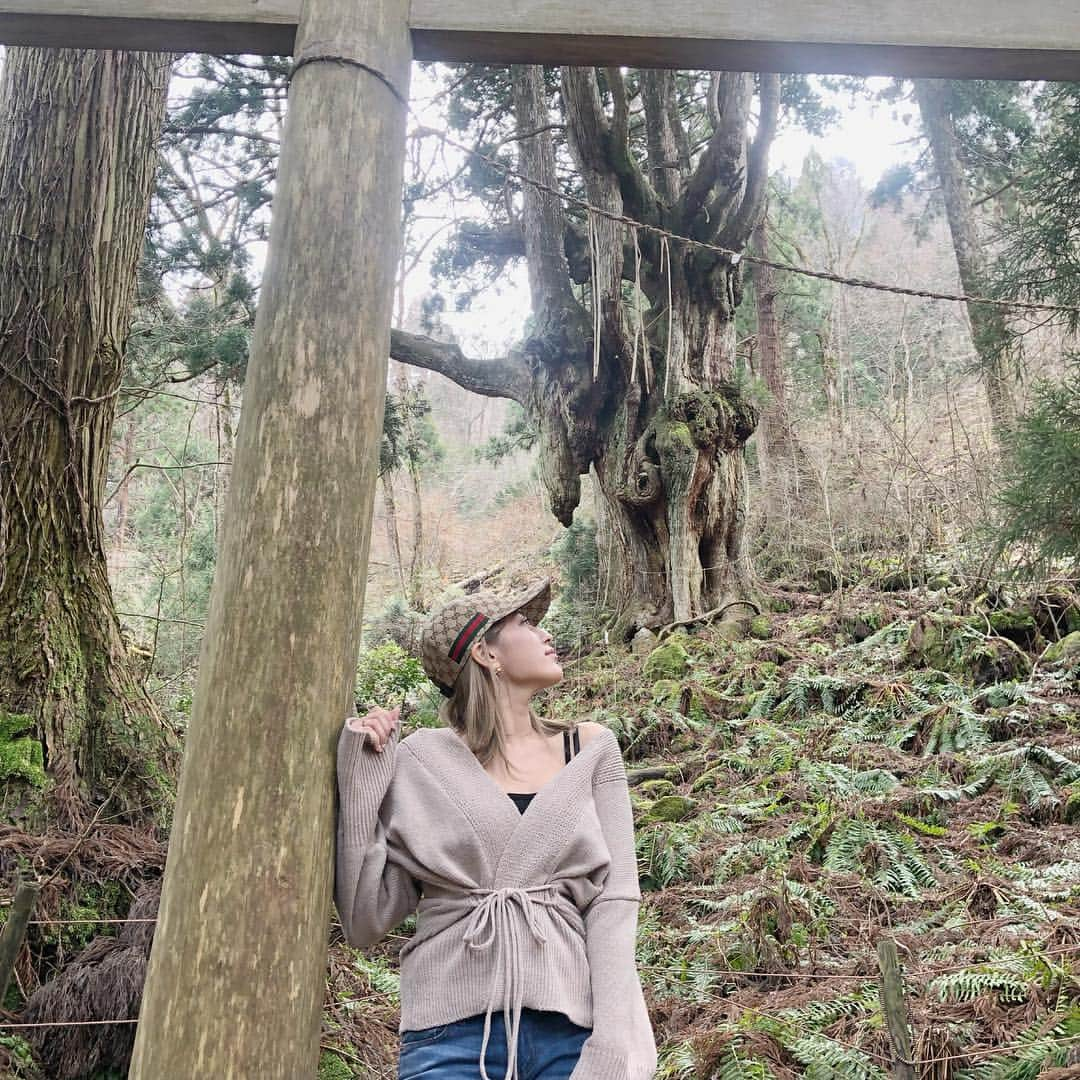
{"left": 710, "top": 1043, "right": 778, "bottom": 1080}
{"left": 785, "top": 1034, "right": 888, "bottom": 1080}
{"left": 986, "top": 360, "right": 1080, "bottom": 580}
{"left": 870, "top": 79, "right": 1034, "bottom": 215}
{"left": 380, "top": 383, "right": 443, "bottom": 477}
{"left": 995, "top": 84, "right": 1080, "bottom": 327}
{"left": 822, "top": 815, "right": 937, "bottom": 896}
{"left": 0, "top": 1034, "right": 40, "bottom": 1078}
{"left": 923, "top": 743, "right": 1080, "bottom": 813}
{"left": 354, "top": 641, "right": 427, "bottom": 712}
{"left": 930, "top": 968, "right": 1030, "bottom": 1004}
{"left": 965, "top": 1010, "right": 1080, "bottom": 1080}
{"left": 317, "top": 1051, "right": 355, "bottom": 1080}
{"left": 544, "top": 516, "right": 603, "bottom": 653}
{"left": 475, "top": 401, "right": 538, "bottom": 464}
{"left": 636, "top": 820, "right": 701, "bottom": 890}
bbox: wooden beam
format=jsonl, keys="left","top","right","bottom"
{"left": 3, "top": 0, "right": 1080, "bottom": 77}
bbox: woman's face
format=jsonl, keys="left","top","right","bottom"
{"left": 487, "top": 610, "right": 562, "bottom": 691}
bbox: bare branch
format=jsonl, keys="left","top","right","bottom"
{"left": 389, "top": 329, "right": 531, "bottom": 404}
{"left": 718, "top": 73, "right": 781, "bottom": 250}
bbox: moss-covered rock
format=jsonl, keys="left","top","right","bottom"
{"left": 748, "top": 615, "right": 771, "bottom": 640}
{"left": 645, "top": 795, "right": 697, "bottom": 822}
{"left": 755, "top": 643, "right": 795, "bottom": 666}
{"left": 987, "top": 606, "right": 1040, "bottom": 648}
{"left": 926, "top": 574, "right": 955, "bottom": 591}
{"left": 690, "top": 765, "right": 729, "bottom": 793}
{"left": 813, "top": 567, "right": 841, "bottom": 594}
{"left": 790, "top": 613, "right": 826, "bottom": 638}
{"left": 839, "top": 605, "right": 890, "bottom": 643}
{"left": 1044, "top": 631, "right": 1080, "bottom": 666}
{"left": 639, "top": 779, "right": 677, "bottom": 797}
{"left": 905, "top": 612, "right": 1032, "bottom": 683}
{"left": 644, "top": 639, "right": 690, "bottom": 680}
{"left": 864, "top": 555, "right": 922, "bottom": 591}
{"left": 650, "top": 677, "right": 680, "bottom": 703}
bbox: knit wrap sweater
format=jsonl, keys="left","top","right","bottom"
{"left": 334, "top": 720, "right": 658, "bottom": 1080}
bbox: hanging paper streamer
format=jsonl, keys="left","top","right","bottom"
{"left": 588, "top": 209, "right": 602, "bottom": 382}
{"left": 660, "top": 234, "right": 674, "bottom": 399}
{"left": 630, "top": 225, "right": 652, "bottom": 395}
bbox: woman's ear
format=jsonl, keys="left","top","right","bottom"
{"left": 469, "top": 639, "right": 497, "bottom": 671}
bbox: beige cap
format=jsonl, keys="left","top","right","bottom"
{"left": 419, "top": 577, "right": 553, "bottom": 696}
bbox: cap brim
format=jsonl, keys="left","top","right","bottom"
{"left": 489, "top": 577, "right": 552, "bottom": 627}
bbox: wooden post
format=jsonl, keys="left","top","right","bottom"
{"left": 876, "top": 937, "right": 917, "bottom": 1080}
{"left": 0, "top": 881, "right": 39, "bottom": 1003}
{"left": 128, "top": 0, "right": 411, "bottom": 1073}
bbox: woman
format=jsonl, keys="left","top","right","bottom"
{"left": 335, "top": 576, "right": 657, "bottom": 1080}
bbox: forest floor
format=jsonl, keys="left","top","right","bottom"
{"left": 2, "top": 568, "right": 1079, "bottom": 1080}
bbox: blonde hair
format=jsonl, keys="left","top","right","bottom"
{"left": 438, "top": 618, "right": 570, "bottom": 780}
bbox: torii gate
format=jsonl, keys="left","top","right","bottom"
{"left": 3, "top": 2, "right": 1078, "bottom": 1076}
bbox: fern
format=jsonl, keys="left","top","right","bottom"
{"left": 931, "top": 969, "right": 1030, "bottom": 1004}
{"left": 893, "top": 811, "right": 949, "bottom": 836}
{"left": 785, "top": 1034, "right": 888, "bottom": 1080}
{"left": 345, "top": 951, "right": 401, "bottom": 999}
{"left": 637, "top": 821, "right": 702, "bottom": 888}
{"left": 962, "top": 1009, "right": 1079, "bottom": 1080}
{"left": 822, "top": 816, "right": 937, "bottom": 896}
{"left": 800, "top": 760, "right": 901, "bottom": 798}
{"left": 712, "top": 1042, "right": 778, "bottom": 1080}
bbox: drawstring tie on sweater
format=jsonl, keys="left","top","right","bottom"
{"left": 462, "top": 883, "right": 563, "bottom": 1080}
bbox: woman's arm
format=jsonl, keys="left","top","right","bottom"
{"left": 334, "top": 716, "right": 420, "bottom": 948}
{"left": 570, "top": 742, "right": 658, "bottom": 1080}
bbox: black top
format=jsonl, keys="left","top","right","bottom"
{"left": 507, "top": 727, "right": 580, "bottom": 814}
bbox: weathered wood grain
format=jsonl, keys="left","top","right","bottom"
{"left": 126, "top": 0, "right": 412, "bottom": 1072}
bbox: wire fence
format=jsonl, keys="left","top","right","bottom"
{"left": 3, "top": 904, "right": 1076, "bottom": 1072}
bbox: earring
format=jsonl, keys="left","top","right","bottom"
{"left": 493, "top": 664, "right": 503, "bottom": 678}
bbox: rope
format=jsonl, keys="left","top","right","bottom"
{"left": 411, "top": 123, "right": 1080, "bottom": 318}
{"left": 21, "top": 910, "right": 1077, "bottom": 976}
{"left": 288, "top": 54, "right": 408, "bottom": 111}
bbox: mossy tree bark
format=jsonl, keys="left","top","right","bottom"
{"left": 390, "top": 68, "right": 780, "bottom": 635}
{"left": 0, "top": 47, "right": 180, "bottom": 829}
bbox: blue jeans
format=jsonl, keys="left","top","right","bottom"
{"left": 398, "top": 1007, "right": 591, "bottom": 1080}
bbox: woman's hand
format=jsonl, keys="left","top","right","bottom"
{"left": 345, "top": 705, "right": 401, "bottom": 752}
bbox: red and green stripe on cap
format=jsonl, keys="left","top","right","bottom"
{"left": 448, "top": 612, "right": 490, "bottom": 664}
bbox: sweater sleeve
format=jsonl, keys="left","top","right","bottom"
{"left": 569, "top": 743, "right": 658, "bottom": 1080}
{"left": 334, "top": 720, "right": 420, "bottom": 949}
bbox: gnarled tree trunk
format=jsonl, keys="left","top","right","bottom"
{"left": 0, "top": 47, "right": 179, "bottom": 828}
{"left": 392, "top": 66, "right": 780, "bottom": 636}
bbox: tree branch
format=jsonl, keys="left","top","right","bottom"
{"left": 679, "top": 72, "right": 752, "bottom": 238}
{"left": 455, "top": 220, "right": 649, "bottom": 288}
{"left": 717, "top": 73, "right": 781, "bottom": 250}
{"left": 640, "top": 70, "right": 683, "bottom": 205}
{"left": 389, "top": 329, "right": 531, "bottom": 404}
